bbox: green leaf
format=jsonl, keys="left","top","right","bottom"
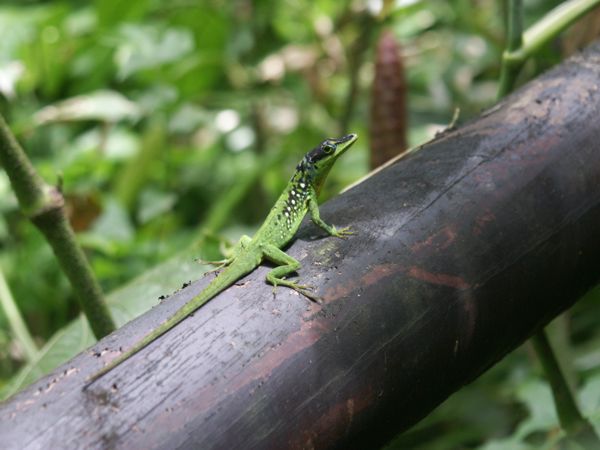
{"left": 579, "top": 373, "right": 600, "bottom": 429}
{"left": 114, "top": 24, "right": 195, "bottom": 80}
{"left": 89, "top": 199, "right": 134, "bottom": 243}
{"left": 95, "top": 0, "right": 150, "bottom": 27}
{"left": 137, "top": 188, "right": 177, "bottom": 224}
{"left": 0, "top": 5, "right": 57, "bottom": 62}
{"left": 479, "top": 438, "right": 531, "bottom": 450}
{"left": 33, "top": 90, "right": 142, "bottom": 124}
{"left": 514, "top": 379, "right": 559, "bottom": 438}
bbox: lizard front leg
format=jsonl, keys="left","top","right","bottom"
{"left": 307, "top": 193, "right": 353, "bottom": 238}
{"left": 261, "top": 244, "right": 321, "bottom": 303}
{"left": 198, "top": 234, "right": 253, "bottom": 271}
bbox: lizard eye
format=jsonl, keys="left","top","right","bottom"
{"left": 322, "top": 142, "right": 336, "bottom": 154}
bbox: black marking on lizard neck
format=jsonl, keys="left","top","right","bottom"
{"left": 270, "top": 145, "right": 324, "bottom": 238}
{"left": 276, "top": 164, "right": 310, "bottom": 232}
{"left": 293, "top": 137, "right": 340, "bottom": 195}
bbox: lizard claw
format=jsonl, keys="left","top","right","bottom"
{"left": 332, "top": 226, "right": 354, "bottom": 239}
{"left": 302, "top": 291, "right": 323, "bottom": 304}
{"left": 291, "top": 284, "right": 323, "bottom": 304}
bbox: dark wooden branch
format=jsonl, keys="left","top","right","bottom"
{"left": 4, "top": 42, "right": 600, "bottom": 450}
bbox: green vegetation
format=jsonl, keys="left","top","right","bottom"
{"left": 1, "top": 0, "right": 600, "bottom": 448}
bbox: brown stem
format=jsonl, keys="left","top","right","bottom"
{"left": 0, "top": 114, "right": 115, "bottom": 339}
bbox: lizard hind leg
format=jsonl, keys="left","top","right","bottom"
{"left": 261, "top": 244, "right": 322, "bottom": 304}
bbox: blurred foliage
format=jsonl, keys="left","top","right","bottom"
{"left": 0, "top": 0, "right": 600, "bottom": 448}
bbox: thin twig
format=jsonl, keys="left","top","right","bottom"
{"left": 0, "top": 267, "right": 38, "bottom": 362}
{"left": 531, "top": 331, "right": 598, "bottom": 445}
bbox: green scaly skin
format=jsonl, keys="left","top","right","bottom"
{"left": 85, "top": 134, "right": 358, "bottom": 387}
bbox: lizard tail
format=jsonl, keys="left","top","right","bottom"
{"left": 84, "top": 262, "right": 255, "bottom": 389}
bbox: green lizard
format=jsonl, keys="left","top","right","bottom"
{"left": 85, "top": 133, "right": 358, "bottom": 386}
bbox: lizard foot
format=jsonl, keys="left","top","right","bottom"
{"left": 272, "top": 282, "right": 322, "bottom": 304}
{"left": 331, "top": 226, "right": 354, "bottom": 239}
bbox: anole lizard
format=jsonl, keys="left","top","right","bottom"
{"left": 85, "top": 133, "right": 358, "bottom": 386}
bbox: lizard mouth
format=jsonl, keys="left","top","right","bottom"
{"left": 333, "top": 133, "right": 358, "bottom": 145}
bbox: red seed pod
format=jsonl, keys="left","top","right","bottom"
{"left": 369, "top": 29, "right": 408, "bottom": 169}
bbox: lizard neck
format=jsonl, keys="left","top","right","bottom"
{"left": 253, "top": 167, "right": 314, "bottom": 247}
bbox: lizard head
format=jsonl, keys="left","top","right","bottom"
{"left": 297, "top": 133, "right": 358, "bottom": 194}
